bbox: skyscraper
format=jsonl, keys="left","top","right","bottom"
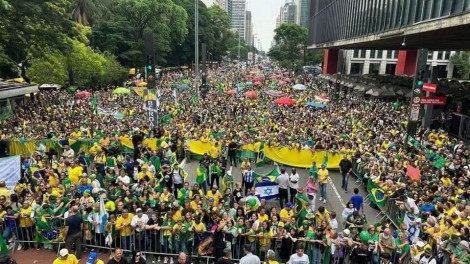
{"left": 229, "top": 0, "right": 246, "bottom": 42}
{"left": 245, "top": 11, "right": 253, "bottom": 46}
{"left": 279, "top": 0, "right": 297, "bottom": 25}
{"left": 295, "top": 0, "right": 309, "bottom": 28}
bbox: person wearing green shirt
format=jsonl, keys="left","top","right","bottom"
{"left": 393, "top": 232, "right": 410, "bottom": 264}
{"left": 177, "top": 182, "right": 190, "bottom": 205}
{"left": 309, "top": 161, "right": 318, "bottom": 181}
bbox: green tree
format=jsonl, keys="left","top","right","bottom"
{"left": 451, "top": 51, "right": 470, "bottom": 79}
{"left": 268, "top": 24, "right": 308, "bottom": 69}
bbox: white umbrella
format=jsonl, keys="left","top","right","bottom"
{"left": 293, "top": 84, "right": 307, "bottom": 90}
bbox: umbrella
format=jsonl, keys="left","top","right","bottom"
{"left": 266, "top": 90, "right": 284, "bottom": 97}
{"left": 76, "top": 91, "right": 92, "bottom": 98}
{"left": 244, "top": 91, "right": 257, "bottom": 98}
{"left": 253, "top": 76, "right": 264, "bottom": 82}
{"left": 176, "top": 84, "right": 190, "bottom": 90}
{"left": 254, "top": 81, "right": 263, "bottom": 87}
{"left": 227, "top": 89, "right": 237, "bottom": 95}
{"left": 244, "top": 75, "right": 253, "bottom": 79}
{"left": 112, "top": 87, "right": 131, "bottom": 95}
{"left": 314, "top": 95, "right": 330, "bottom": 103}
{"left": 293, "top": 84, "right": 307, "bottom": 91}
{"left": 306, "top": 102, "right": 326, "bottom": 108}
{"left": 274, "top": 97, "right": 296, "bottom": 105}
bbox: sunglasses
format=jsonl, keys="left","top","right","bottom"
{"left": 136, "top": 254, "right": 141, "bottom": 257}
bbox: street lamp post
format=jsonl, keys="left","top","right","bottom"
{"left": 194, "top": 0, "right": 199, "bottom": 95}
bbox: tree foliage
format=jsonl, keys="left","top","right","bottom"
{"left": 451, "top": 51, "right": 470, "bottom": 78}
{"left": 268, "top": 24, "right": 308, "bottom": 69}
{"left": 0, "top": 0, "right": 236, "bottom": 85}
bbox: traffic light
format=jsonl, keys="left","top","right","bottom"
{"left": 146, "top": 55, "right": 154, "bottom": 74}
{"left": 413, "top": 49, "right": 428, "bottom": 92}
{"left": 147, "top": 74, "right": 156, "bottom": 89}
{"left": 334, "top": 78, "right": 341, "bottom": 99}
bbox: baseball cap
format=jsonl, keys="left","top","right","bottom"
{"left": 87, "top": 252, "right": 98, "bottom": 263}
{"left": 136, "top": 208, "right": 142, "bottom": 213}
{"left": 416, "top": 241, "right": 425, "bottom": 248}
{"left": 286, "top": 202, "right": 293, "bottom": 208}
{"left": 460, "top": 240, "right": 469, "bottom": 248}
{"left": 278, "top": 222, "right": 285, "bottom": 227}
{"left": 59, "top": 248, "right": 69, "bottom": 257}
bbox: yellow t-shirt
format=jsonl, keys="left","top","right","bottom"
{"left": 206, "top": 191, "right": 222, "bottom": 206}
{"left": 318, "top": 169, "right": 329, "bottom": 184}
{"left": 116, "top": 214, "right": 134, "bottom": 236}
{"left": 52, "top": 254, "right": 79, "bottom": 264}
{"left": 68, "top": 166, "right": 83, "bottom": 185}
{"left": 191, "top": 222, "right": 207, "bottom": 232}
{"left": 258, "top": 214, "right": 269, "bottom": 223}
{"left": 19, "top": 207, "right": 33, "bottom": 227}
{"left": 137, "top": 171, "right": 153, "bottom": 181}
{"left": 280, "top": 208, "right": 294, "bottom": 221}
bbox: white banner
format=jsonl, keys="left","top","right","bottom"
{"left": 0, "top": 156, "right": 21, "bottom": 191}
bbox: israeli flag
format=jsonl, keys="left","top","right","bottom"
{"left": 255, "top": 181, "right": 279, "bottom": 200}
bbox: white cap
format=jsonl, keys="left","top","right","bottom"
{"left": 416, "top": 241, "right": 425, "bottom": 248}
{"left": 59, "top": 248, "right": 69, "bottom": 257}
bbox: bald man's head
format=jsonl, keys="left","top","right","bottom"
{"left": 178, "top": 252, "right": 187, "bottom": 264}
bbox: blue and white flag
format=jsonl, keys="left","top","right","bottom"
{"left": 255, "top": 181, "right": 279, "bottom": 200}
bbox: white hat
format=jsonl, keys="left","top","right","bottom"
{"left": 416, "top": 241, "right": 425, "bottom": 248}
{"left": 59, "top": 248, "right": 69, "bottom": 257}
{"left": 343, "top": 229, "right": 350, "bottom": 235}
{"left": 464, "top": 166, "right": 469, "bottom": 170}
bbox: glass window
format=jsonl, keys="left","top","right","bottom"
{"left": 386, "top": 50, "right": 392, "bottom": 59}
{"left": 393, "top": 50, "right": 398, "bottom": 59}
{"left": 444, "top": 52, "right": 450, "bottom": 60}
{"left": 360, "top": 50, "right": 366, "bottom": 58}
{"left": 353, "top": 50, "right": 359, "bottom": 58}
{"left": 437, "top": 51, "right": 443, "bottom": 60}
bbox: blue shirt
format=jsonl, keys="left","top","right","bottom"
{"left": 350, "top": 195, "right": 363, "bottom": 211}
{"left": 420, "top": 203, "right": 435, "bottom": 212}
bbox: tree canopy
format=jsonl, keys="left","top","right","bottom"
{"left": 0, "top": 0, "right": 238, "bottom": 87}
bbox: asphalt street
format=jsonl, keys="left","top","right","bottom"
{"left": 181, "top": 158, "right": 379, "bottom": 226}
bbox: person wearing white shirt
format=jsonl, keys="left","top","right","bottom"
{"left": 276, "top": 168, "right": 289, "bottom": 208}
{"left": 289, "top": 169, "right": 300, "bottom": 203}
{"left": 131, "top": 208, "right": 149, "bottom": 252}
{"left": 147, "top": 161, "right": 156, "bottom": 177}
{"left": 116, "top": 170, "right": 131, "bottom": 190}
{"left": 287, "top": 245, "right": 309, "bottom": 264}
{"left": 240, "top": 244, "right": 260, "bottom": 264}
{"left": 87, "top": 203, "right": 105, "bottom": 249}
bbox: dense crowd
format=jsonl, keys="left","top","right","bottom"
{"left": 0, "top": 65, "right": 469, "bottom": 264}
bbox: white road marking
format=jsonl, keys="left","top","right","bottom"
{"left": 328, "top": 176, "right": 346, "bottom": 208}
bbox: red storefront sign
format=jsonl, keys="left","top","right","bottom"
{"left": 422, "top": 83, "right": 437, "bottom": 93}
{"left": 419, "top": 96, "right": 447, "bottom": 105}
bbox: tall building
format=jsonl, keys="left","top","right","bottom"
{"left": 295, "top": 0, "right": 309, "bottom": 28}
{"left": 229, "top": 0, "right": 246, "bottom": 42}
{"left": 279, "top": 0, "right": 297, "bottom": 25}
{"left": 201, "top": 0, "right": 217, "bottom": 7}
{"left": 245, "top": 11, "right": 253, "bottom": 46}
{"left": 343, "top": 49, "right": 456, "bottom": 78}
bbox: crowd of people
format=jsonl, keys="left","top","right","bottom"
{"left": 0, "top": 64, "right": 469, "bottom": 264}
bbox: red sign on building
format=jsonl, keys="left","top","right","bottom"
{"left": 422, "top": 83, "right": 437, "bottom": 93}
{"left": 420, "top": 96, "right": 447, "bottom": 105}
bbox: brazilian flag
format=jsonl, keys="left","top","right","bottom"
{"left": 370, "top": 188, "right": 386, "bottom": 207}
{"left": 295, "top": 193, "right": 310, "bottom": 225}
{"left": 0, "top": 234, "right": 7, "bottom": 254}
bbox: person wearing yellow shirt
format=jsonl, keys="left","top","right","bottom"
{"left": 67, "top": 162, "right": 83, "bottom": 185}
{"left": 84, "top": 251, "right": 104, "bottom": 264}
{"left": 99, "top": 135, "right": 110, "bottom": 152}
{"left": 209, "top": 142, "right": 221, "bottom": 160}
{"left": 160, "top": 188, "right": 172, "bottom": 202}
{"left": 279, "top": 202, "right": 294, "bottom": 222}
{"left": 19, "top": 201, "right": 35, "bottom": 250}
{"left": 137, "top": 165, "right": 153, "bottom": 180}
{"left": 53, "top": 249, "right": 79, "bottom": 264}
{"left": 89, "top": 143, "right": 102, "bottom": 156}
{"left": 206, "top": 185, "right": 223, "bottom": 206}
{"left": 115, "top": 209, "right": 134, "bottom": 250}
{"left": 93, "top": 151, "right": 106, "bottom": 175}
{"left": 318, "top": 164, "right": 329, "bottom": 203}
{"left": 258, "top": 207, "right": 269, "bottom": 223}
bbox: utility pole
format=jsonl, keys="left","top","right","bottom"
{"left": 194, "top": 0, "right": 199, "bottom": 95}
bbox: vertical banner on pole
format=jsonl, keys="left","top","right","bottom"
{"left": 144, "top": 89, "right": 158, "bottom": 127}
{"left": 201, "top": 43, "right": 207, "bottom": 74}
{"left": 406, "top": 49, "right": 428, "bottom": 138}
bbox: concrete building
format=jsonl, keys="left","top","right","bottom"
{"left": 343, "top": 49, "right": 456, "bottom": 79}
{"left": 295, "top": 0, "right": 309, "bottom": 28}
{"left": 229, "top": 0, "right": 246, "bottom": 42}
{"left": 279, "top": 0, "right": 297, "bottom": 25}
{"left": 245, "top": 11, "right": 253, "bottom": 46}
{"left": 201, "top": 0, "right": 216, "bottom": 7}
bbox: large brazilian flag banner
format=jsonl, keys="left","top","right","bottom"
{"left": 254, "top": 168, "right": 281, "bottom": 200}
{"left": 367, "top": 179, "right": 386, "bottom": 207}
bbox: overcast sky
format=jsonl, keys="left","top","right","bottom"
{"left": 246, "top": 0, "right": 285, "bottom": 52}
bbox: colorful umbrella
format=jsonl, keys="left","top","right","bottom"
{"left": 112, "top": 87, "right": 131, "bottom": 95}
{"left": 244, "top": 91, "right": 257, "bottom": 98}
{"left": 306, "top": 102, "right": 326, "bottom": 108}
{"left": 253, "top": 76, "right": 264, "bottom": 82}
{"left": 76, "top": 91, "right": 92, "bottom": 98}
{"left": 274, "top": 97, "right": 296, "bottom": 105}
{"left": 314, "top": 95, "right": 330, "bottom": 103}
{"left": 227, "top": 89, "right": 237, "bottom": 95}
{"left": 266, "top": 90, "right": 283, "bottom": 97}
{"left": 293, "top": 84, "right": 307, "bottom": 90}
